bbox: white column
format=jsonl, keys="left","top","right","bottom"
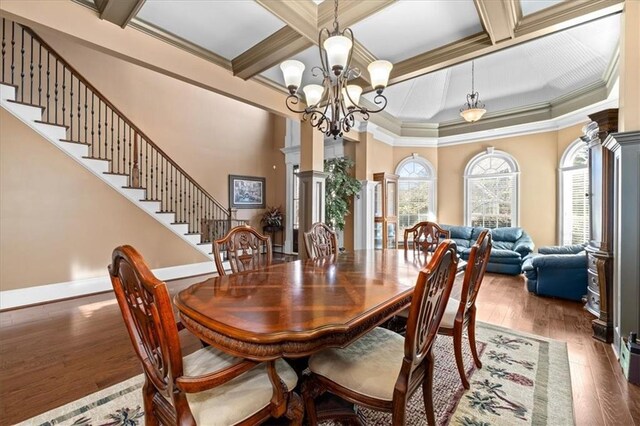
{"left": 354, "top": 180, "right": 377, "bottom": 250}
{"left": 603, "top": 131, "right": 640, "bottom": 352}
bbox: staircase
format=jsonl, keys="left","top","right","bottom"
{"left": 0, "top": 19, "right": 244, "bottom": 257}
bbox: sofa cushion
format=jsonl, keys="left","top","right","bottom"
{"left": 441, "top": 225, "right": 473, "bottom": 241}
{"left": 451, "top": 238, "right": 471, "bottom": 250}
{"left": 489, "top": 248, "right": 521, "bottom": 259}
{"left": 470, "top": 227, "right": 485, "bottom": 242}
{"left": 492, "top": 241, "right": 515, "bottom": 251}
{"left": 490, "top": 227, "right": 523, "bottom": 242}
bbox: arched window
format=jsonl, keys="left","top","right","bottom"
{"left": 464, "top": 148, "right": 519, "bottom": 228}
{"left": 395, "top": 155, "right": 436, "bottom": 231}
{"left": 559, "top": 139, "right": 589, "bottom": 245}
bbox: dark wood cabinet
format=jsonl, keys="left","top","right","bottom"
{"left": 581, "top": 109, "right": 617, "bottom": 343}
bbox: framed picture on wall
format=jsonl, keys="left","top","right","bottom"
{"left": 229, "top": 175, "right": 266, "bottom": 209}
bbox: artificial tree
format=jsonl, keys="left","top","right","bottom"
{"left": 324, "top": 157, "right": 362, "bottom": 231}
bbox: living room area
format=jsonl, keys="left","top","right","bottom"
{"left": 1, "top": 0, "right": 639, "bottom": 425}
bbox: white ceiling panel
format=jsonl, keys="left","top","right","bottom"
{"left": 363, "top": 14, "right": 620, "bottom": 123}
{"left": 136, "top": 0, "right": 286, "bottom": 60}
{"left": 520, "top": 0, "right": 566, "bottom": 16}
{"left": 350, "top": 0, "right": 483, "bottom": 63}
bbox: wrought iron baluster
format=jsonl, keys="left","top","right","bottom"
{"left": 46, "top": 53, "right": 50, "bottom": 121}
{"left": 69, "top": 74, "right": 74, "bottom": 136}
{"left": 20, "top": 27, "right": 24, "bottom": 101}
{"left": 29, "top": 34, "right": 33, "bottom": 103}
{"left": 38, "top": 43, "right": 42, "bottom": 105}
{"left": 91, "top": 93, "right": 95, "bottom": 154}
{"left": 62, "top": 65, "right": 66, "bottom": 126}
{"left": 160, "top": 156, "right": 164, "bottom": 210}
{"left": 54, "top": 58, "right": 58, "bottom": 123}
{"left": 154, "top": 151, "right": 158, "bottom": 201}
{"left": 110, "top": 109, "right": 114, "bottom": 167}
{"left": 10, "top": 22, "right": 14, "bottom": 85}
{"left": 117, "top": 117, "right": 121, "bottom": 174}
{"left": 77, "top": 79, "right": 81, "bottom": 141}
{"left": 84, "top": 85, "right": 87, "bottom": 144}
{"left": 2, "top": 18, "right": 6, "bottom": 82}
{"left": 104, "top": 103, "right": 108, "bottom": 160}
{"left": 97, "top": 100, "right": 101, "bottom": 158}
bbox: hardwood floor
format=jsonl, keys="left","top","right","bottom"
{"left": 0, "top": 271, "right": 638, "bottom": 425}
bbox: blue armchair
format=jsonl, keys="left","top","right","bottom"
{"left": 522, "top": 244, "right": 588, "bottom": 301}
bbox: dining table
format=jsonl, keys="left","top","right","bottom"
{"left": 175, "top": 248, "right": 466, "bottom": 423}
{"left": 175, "top": 249, "right": 467, "bottom": 362}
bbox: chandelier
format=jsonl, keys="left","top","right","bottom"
{"left": 460, "top": 61, "right": 487, "bottom": 123}
{"left": 279, "top": 0, "right": 393, "bottom": 138}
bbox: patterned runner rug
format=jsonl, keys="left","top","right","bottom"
{"left": 18, "top": 322, "right": 573, "bottom": 426}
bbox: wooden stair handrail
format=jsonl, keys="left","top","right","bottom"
{"left": 21, "top": 25, "right": 229, "bottom": 215}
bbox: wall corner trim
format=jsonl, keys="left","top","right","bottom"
{"left": 0, "top": 261, "right": 216, "bottom": 310}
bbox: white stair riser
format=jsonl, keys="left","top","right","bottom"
{"left": 0, "top": 85, "right": 16, "bottom": 101}
{"left": 0, "top": 83, "right": 212, "bottom": 260}
{"left": 102, "top": 173, "right": 129, "bottom": 188}
{"left": 32, "top": 121, "right": 68, "bottom": 141}
{"left": 3, "top": 102, "right": 42, "bottom": 122}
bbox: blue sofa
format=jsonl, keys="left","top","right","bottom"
{"left": 440, "top": 225, "right": 535, "bottom": 275}
{"left": 522, "top": 244, "right": 588, "bottom": 301}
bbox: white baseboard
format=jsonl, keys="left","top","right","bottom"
{"left": 0, "top": 261, "right": 216, "bottom": 310}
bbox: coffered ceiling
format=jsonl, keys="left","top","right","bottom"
{"left": 85, "top": 0, "right": 624, "bottom": 134}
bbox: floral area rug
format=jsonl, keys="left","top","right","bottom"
{"left": 17, "top": 322, "right": 573, "bottom": 426}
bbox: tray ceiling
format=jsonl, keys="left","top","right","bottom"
{"left": 87, "top": 0, "right": 623, "bottom": 131}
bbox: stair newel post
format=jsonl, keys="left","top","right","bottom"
{"left": 131, "top": 131, "right": 140, "bottom": 188}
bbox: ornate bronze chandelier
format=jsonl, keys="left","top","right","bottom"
{"left": 279, "top": 0, "right": 393, "bottom": 138}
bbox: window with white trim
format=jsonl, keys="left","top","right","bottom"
{"left": 559, "top": 140, "right": 589, "bottom": 245}
{"left": 465, "top": 149, "right": 519, "bottom": 228}
{"left": 395, "top": 155, "right": 436, "bottom": 231}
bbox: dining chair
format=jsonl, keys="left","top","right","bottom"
{"left": 213, "top": 225, "right": 272, "bottom": 276}
{"left": 403, "top": 221, "right": 450, "bottom": 252}
{"left": 438, "top": 229, "right": 492, "bottom": 389}
{"left": 303, "top": 222, "right": 338, "bottom": 259}
{"left": 109, "top": 245, "right": 301, "bottom": 425}
{"left": 302, "top": 240, "right": 459, "bottom": 426}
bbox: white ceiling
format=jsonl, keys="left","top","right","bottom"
{"left": 350, "top": 0, "right": 483, "bottom": 63}
{"left": 520, "top": 0, "right": 566, "bottom": 16}
{"left": 365, "top": 14, "right": 619, "bottom": 123}
{"left": 129, "top": 0, "right": 620, "bottom": 127}
{"left": 137, "top": 0, "right": 286, "bottom": 60}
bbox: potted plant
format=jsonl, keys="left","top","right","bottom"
{"left": 325, "top": 157, "right": 362, "bottom": 232}
{"left": 261, "top": 206, "right": 284, "bottom": 233}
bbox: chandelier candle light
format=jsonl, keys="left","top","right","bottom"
{"left": 280, "top": 0, "right": 393, "bottom": 138}
{"left": 460, "top": 61, "right": 487, "bottom": 123}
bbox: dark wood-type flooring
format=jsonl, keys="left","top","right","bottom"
{"left": 1, "top": 271, "right": 638, "bottom": 425}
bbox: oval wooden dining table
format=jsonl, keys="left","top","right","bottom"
{"left": 175, "top": 249, "right": 466, "bottom": 362}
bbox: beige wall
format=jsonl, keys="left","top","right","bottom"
{"left": 436, "top": 125, "right": 584, "bottom": 247}
{"left": 0, "top": 110, "right": 208, "bottom": 291}
{"left": 39, "top": 29, "right": 286, "bottom": 228}
{"left": 0, "top": 30, "right": 287, "bottom": 291}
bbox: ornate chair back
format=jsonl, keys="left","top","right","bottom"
{"left": 460, "top": 229, "right": 492, "bottom": 315}
{"left": 403, "top": 221, "right": 451, "bottom": 252}
{"left": 404, "top": 240, "right": 458, "bottom": 367}
{"left": 304, "top": 222, "right": 338, "bottom": 259}
{"left": 109, "top": 245, "right": 191, "bottom": 422}
{"left": 213, "top": 225, "right": 272, "bottom": 276}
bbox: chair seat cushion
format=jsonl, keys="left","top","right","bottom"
{"left": 184, "top": 346, "right": 298, "bottom": 425}
{"left": 308, "top": 327, "right": 404, "bottom": 401}
{"left": 440, "top": 297, "right": 460, "bottom": 329}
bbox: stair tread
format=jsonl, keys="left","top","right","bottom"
{"left": 185, "top": 232, "right": 200, "bottom": 235}
{"left": 6, "top": 99, "right": 45, "bottom": 109}
{"left": 103, "top": 172, "right": 128, "bottom": 176}
{"left": 59, "top": 139, "right": 91, "bottom": 146}
{"left": 1, "top": 82, "right": 19, "bottom": 89}
{"left": 171, "top": 221, "right": 188, "bottom": 225}
{"left": 121, "top": 186, "right": 146, "bottom": 190}
{"left": 34, "top": 120, "right": 69, "bottom": 129}
{"left": 156, "top": 210, "right": 175, "bottom": 214}
{"left": 82, "top": 156, "right": 109, "bottom": 162}
{"left": 140, "top": 198, "right": 162, "bottom": 202}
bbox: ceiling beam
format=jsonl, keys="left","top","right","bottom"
{"left": 98, "top": 0, "right": 145, "bottom": 28}
{"left": 473, "top": 0, "right": 518, "bottom": 44}
{"left": 355, "top": 0, "right": 623, "bottom": 92}
{"left": 233, "top": 0, "right": 395, "bottom": 81}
